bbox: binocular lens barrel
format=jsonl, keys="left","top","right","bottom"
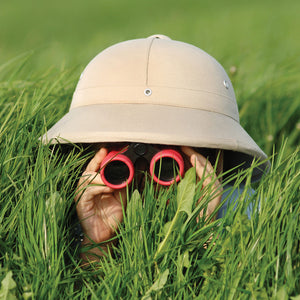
{"left": 103, "top": 160, "right": 130, "bottom": 185}
{"left": 100, "top": 148, "right": 184, "bottom": 189}
{"left": 152, "top": 157, "right": 179, "bottom": 182}
{"left": 100, "top": 151, "right": 135, "bottom": 189}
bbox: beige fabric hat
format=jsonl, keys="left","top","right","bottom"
{"left": 42, "top": 34, "right": 269, "bottom": 181}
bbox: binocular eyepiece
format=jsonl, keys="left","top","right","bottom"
{"left": 100, "top": 143, "right": 184, "bottom": 189}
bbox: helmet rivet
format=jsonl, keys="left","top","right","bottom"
{"left": 144, "top": 88, "right": 152, "bottom": 96}
{"left": 223, "top": 80, "right": 229, "bottom": 89}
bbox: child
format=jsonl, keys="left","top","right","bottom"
{"left": 42, "top": 35, "right": 269, "bottom": 261}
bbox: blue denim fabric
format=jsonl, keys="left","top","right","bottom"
{"left": 216, "top": 184, "right": 256, "bottom": 219}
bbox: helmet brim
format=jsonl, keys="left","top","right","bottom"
{"left": 41, "top": 103, "right": 269, "bottom": 182}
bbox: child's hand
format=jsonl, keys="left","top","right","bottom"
{"left": 74, "top": 148, "right": 127, "bottom": 259}
{"left": 181, "top": 146, "right": 223, "bottom": 220}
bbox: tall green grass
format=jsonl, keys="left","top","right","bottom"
{"left": 0, "top": 54, "right": 299, "bottom": 299}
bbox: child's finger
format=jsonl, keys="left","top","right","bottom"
{"left": 190, "top": 153, "right": 216, "bottom": 187}
{"left": 85, "top": 148, "right": 108, "bottom": 172}
{"left": 181, "top": 146, "right": 196, "bottom": 158}
{"left": 75, "top": 171, "right": 114, "bottom": 198}
{"left": 75, "top": 180, "right": 114, "bottom": 204}
{"left": 181, "top": 146, "right": 209, "bottom": 166}
{"left": 182, "top": 147, "right": 222, "bottom": 220}
{"left": 182, "top": 146, "right": 218, "bottom": 188}
{"left": 81, "top": 172, "right": 113, "bottom": 190}
{"left": 82, "top": 185, "right": 113, "bottom": 198}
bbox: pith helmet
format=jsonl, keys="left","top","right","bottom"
{"left": 42, "top": 34, "right": 269, "bottom": 181}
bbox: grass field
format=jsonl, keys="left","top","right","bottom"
{"left": 0, "top": 0, "right": 299, "bottom": 299}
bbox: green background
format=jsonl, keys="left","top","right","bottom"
{"left": 1, "top": 0, "right": 299, "bottom": 70}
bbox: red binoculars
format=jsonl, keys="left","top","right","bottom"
{"left": 100, "top": 143, "right": 185, "bottom": 189}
